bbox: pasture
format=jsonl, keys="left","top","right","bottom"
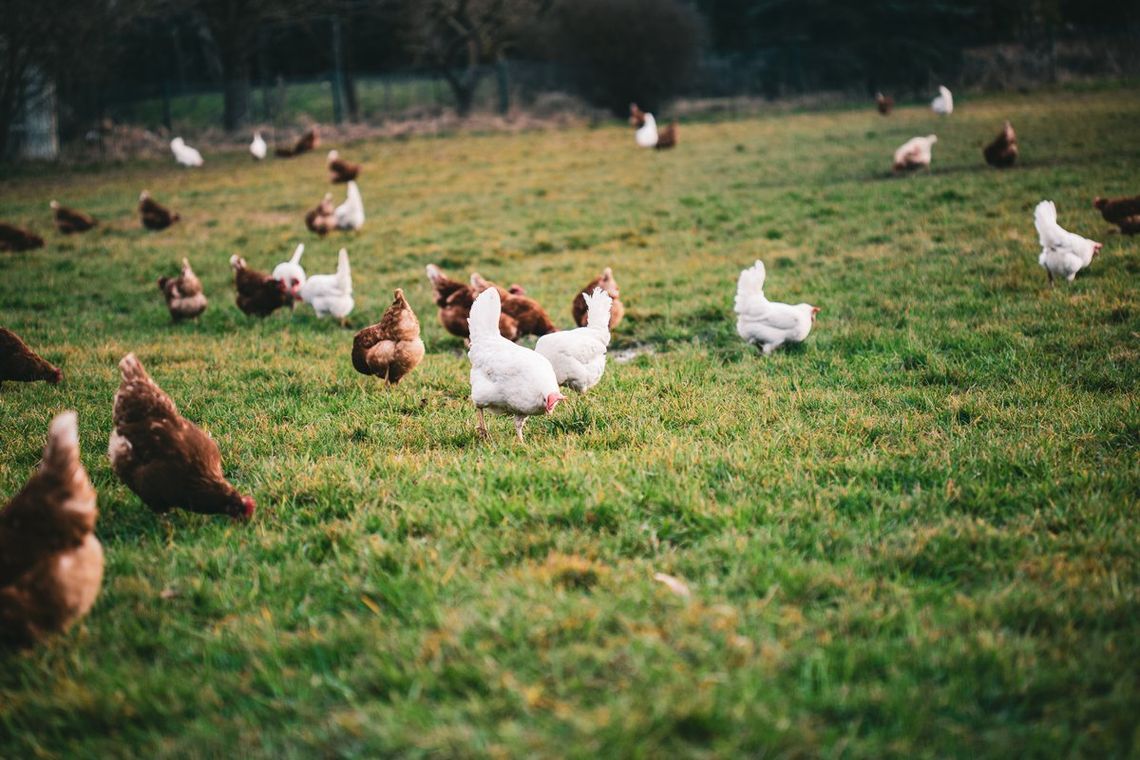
{"left": 1, "top": 86, "right": 1138, "bottom": 757}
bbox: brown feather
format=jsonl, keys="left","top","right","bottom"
{"left": 0, "top": 328, "right": 62, "bottom": 385}
{"left": 352, "top": 289, "right": 425, "bottom": 385}
{"left": 50, "top": 201, "right": 97, "bottom": 234}
{"left": 0, "top": 222, "right": 45, "bottom": 252}
{"left": 572, "top": 267, "right": 624, "bottom": 329}
{"left": 230, "top": 257, "right": 292, "bottom": 317}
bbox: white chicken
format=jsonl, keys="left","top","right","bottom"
{"left": 334, "top": 181, "right": 365, "bottom": 231}
{"left": 170, "top": 137, "right": 203, "bottom": 167}
{"left": 468, "top": 288, "right": 566, "bottom": 442}
{"left": 250, "top": 131, "right": 267, "bottom": 160}
{"left": 735, "top": 260, "right": 820, "bottom": 355}
{"left": 635, "top": 113, "right": 659, "bottom": 148}
{"left": 535, "top": 288, "right": 612, "bottom": 393}
{"left": 893, "top": 135, "right": 937, "bottom": 172}
{"left": 271, "top": 243, "right": 306, "bottom": 298}
{"left": 1034, "top": 200, "right": 1102, "bottom": 286}
{"left": 931, "top": 85, "right": 953, "bottom": 116}
{"left": 298, "top": 248, "right": 354, "bottom": 324}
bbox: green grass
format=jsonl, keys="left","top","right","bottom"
{"left": 1, "top": 86, "right": 1138, "bottom": 757}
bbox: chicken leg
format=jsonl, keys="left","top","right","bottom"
{"left": 514, "top": 415, "right": 527, "bottom": 442}
{"left": 476, "top": 408, "right": 489, "bottom": 440}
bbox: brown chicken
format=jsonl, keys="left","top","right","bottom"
{"left": 138, "top": 191, "right": 180, "bottom": 231}
{"left": 470, "top": 272, "right": 557, "bottom": 338}
{"left": 109, "top": 354, "right": 255, "bottom": 520}
{"left": 426, "top": 264, "right": 520, "bottom": 341}
{"left": 1093, "top": 195, "right": 1140, "bottom": 234}
{"left": 230, "top": 255, "right": 292, "bottom": 317}
{"left": 352, "top": 289, "right": 426, "bottom": 385}
{"left": 655, "top": 122, "right": 679, "bottom": 150}
{"left": 0, "top": 411, "right": 103, "bottom": 648}
{"left": 305, "top": 193, "right": 336, "bottom": 236}
{"left": 327, "top": 150, "right": 361, "bottom": 183}
{"left": 158, "top": 258, "right": 208, "bottom": 322}
{"left": 276, "top": 126, "right": 319, "bottom": 158}
{"left": 875, "top": 93, "right": 894, "bottom": 115}
{"left": 0, "top": 222, "right": 45, "bottom": 252}
{"left": 50, "top": 200, "right": 97, "bottom": 234}
{"left": 983, "top": 121, "right": 1018, "bottom": 168}
{"left": 629, "top": 103, "right": 647, "bottom": 128}
{"left": 572, "top": 267, "right": 624, "bottom": 330}
{"left": 0, "top": 328, "right": 62, "bottom": 387}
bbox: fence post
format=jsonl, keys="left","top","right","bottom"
{"left": 330, "top": 15, "right": 345, "bottom": 124}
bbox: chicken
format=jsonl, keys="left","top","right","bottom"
{"left": 875, "top": 92, "right": 894, "bottom": 115}
{"left": 468, "top": 288, "right": 565, "bottom": 442}
{"left": 139, "top": 191, "right": 180, "bottom": 231}
{"left": 334, "top": 181, "right": 365, "bottom": 231}
{"left": 250, "top": 131, "right": 267, "bottom": 160}
{"left": 276, "top": 126, "right": 319, "bottom": 158}
{"left": 931, "top": 85, "right": 953, "bottom": 115}
{"left": 536, "top": 288, "right": 612, "bottom": 393}
{"left": 629, "top": 103, "right": 647, "bottom": 128}
{"left": 655, "top": 121, "right": 678, "bottom": 150}
{"left": 1093, "top": 195, "right": 1140, "bottom": 235}
{"left": 425, "top": 264, "right": 519, "bottom": 341}
{"left": 893, "top": 135, "right": 937, "bottom": 172}
{"left": 327, "top": 150, "right": 361, "bottom": 183}
{"left": 1034, "top": 200, "right": 1102, "bottom": 286}
{"left": 0, "top": 412, "right": 103, "bottom": 648}
{"left": 352, "top": 289, "right": 425, "bottom": 385}
{"left": 1, "top": 328, "right": 62, "bottom": 386}
{"left": 50, "top": 201, "right": 97, "bottom": 234}
{"left": 471, "top": 272, "right": 557, "bottom": 338}
{"left": 735, "top": 260, "right": 820, "bottom": 355}
{"left": 109, "top": 354, "right": 255, "bottom": 520}
{"left": 170, "top": 136, "right": 203, "bottom": 167}
{"left": 298, "top": 248, "right": 354, "bottom": 324}
{"left": 572, "top": 267, "right": 624, "bottom": 330}
{"left": 230, "top": 255, "right": 292, "bottom": 317}
{"left": 271, "top": 243, "right": 306, "bottom": 299}
{"left": 305, "top": 193, "right": 336, "bottom": 236}
{"left": 634, "top": 111, "right": 658, "bottom": 148}
{"left": 983, "top": 120, "right": 1018, "bottom": 168}
{"left": 157, "top": 258, "right": 208, "bottom": 322}
{"left": 0, "top": 222, "right": 45, "bottom": 252}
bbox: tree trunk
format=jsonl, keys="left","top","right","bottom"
{"left": 343, "top": 69, "right": 360, "bottom": 122}
{"left": 222, "top": 58, "right": 251, "bottom": 132}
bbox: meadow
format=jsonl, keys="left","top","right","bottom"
{"left": 1, "top": 86, "right": 1138, "bottom": 757}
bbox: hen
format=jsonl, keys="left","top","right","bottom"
{"left": 298, "top": 248, "right": 354, "bottom": 324}
{"left": 275, "top": 126, "right": 319, "bottom": 158}
{"left": 327, "top": 150, "right": 361, "bottom": 183}
{"left": 629, "top": 103, "right": 647, "bottom": 128}
{"left": 170, "top": 137, "right": 204, "bottom": 167}
{"left": 271, "top": 243, "right": 306, "bottom": 299}
{"left": 655, "top": 121, "right": 679, "bottom": 150}
{"left": 983, "top": 121, "right": 1018, "bottom": 168}
{"left": 536, "top": 288, "right": 612, "bottom": 393}
{"left": 352, "top": 288, "right": 425, "bottom": 385}
{"left": 109, "top": 354, "right": 255, "bottom": 520}
{"left": 305, "top": 193, "right": 336, "bottom": 236}
{"left": 572, "top": 267, "right": 624, "bottom": 329}
{"left": 230, "top": 255, "right": 292, "bottom": 317}
{"left": 0, "top": 222, "right": 45, "bottom": 252}
{"left": 0, "top": 412, "right": 103, "bottom": 648}
{"left": 0, "top": 328, "right": 62, "bottom": 387}
{"left": 158, "top": 258, "right": 208, "bottom": 322}
{"left": 50, "top": 201, "right": 97, "bottom": 234}
{"left": 139, "top": 191, "right": 180, "bottom": 231}
{"left": 735, "top": 260, "right": 820, "bottom": 355}
{"left": 931, "top": 85, "right": 953, "bottom": 115}
{"left": 250, "top": 131, "right": 267, "bottom": 160}
{"left": 1034, "top": 200, "right": 1102, "bottom": 286}
{"left": 893, "top": 135, "right": 937, "bottom": 172}
{"left": 875, "top": 92, "right": 894, "bottom": 115}
{"left": 425, "top": 264, "right": 519, "bottom": 341}
{"left": 468, "top": 288, "right": 565, "bottom": 442}
{"left": 334, "top": 181, "right": 365, "bottom": 231}
{"left": 634, "top": 110, "right": 658, "bottom": 148}
{"left": 1093, "top": 195, "right": 1140, "bottom": 235}
{"left": 471, "top": 272, "right": 557, "bottom": 338}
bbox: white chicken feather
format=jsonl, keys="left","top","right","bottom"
{"left": 299, "top": 248, "right": 354, "bottom": 322}
{"left": 271, "top": 243, "right": 306, "bottom": 297}
{"left": 170, "top": 137, "right": 203, "bottom": 167}
{"left": 468, "top": 288, "right": 565, "bottom": 442}
{"left": 535, "top": 288, "right": 612, "bottom": 392}
{"left": 931, "top": 85, "right": 954, "bottom": 115}
{"left": 635, "top": 113, "right": 659, "bottom": 148}
{"left": 893, "top": 135, "right": 937, "bottom": 171}
{"left": 334, "top": 181, "right": 365, "bottom": 231}
{"left": 1034, "top": 200, "right": 1102, "bottom": 286}
{"left": 250, "top": 131, "right": 267, "bottom": 160}
{"left": 735, "top": 260, "right": 819, "bottom": 355}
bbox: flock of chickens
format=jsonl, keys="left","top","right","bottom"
{"left": 0, "top": 89, "right": 1136, "bottom": 647}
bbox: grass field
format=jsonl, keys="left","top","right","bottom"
{"left": 1, "top": 86, "right": 1138, "bottom": 757}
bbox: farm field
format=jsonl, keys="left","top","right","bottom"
{"left": 1, "top": 87, "right": 1138, "bottom": 757}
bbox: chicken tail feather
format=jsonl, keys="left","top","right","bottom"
{"left": 468, "top": 287, "right": 502, "bottom": 342}
{"left": 583, "top": 287, "right": 613, "bottom": 331}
